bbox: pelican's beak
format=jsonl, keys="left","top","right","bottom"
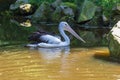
{"left": 64, "top": 25, "right": 86, "bottom": 43}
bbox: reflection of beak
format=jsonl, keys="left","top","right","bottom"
{"left": 64, "top": 25, "right": 86, "bottom": 43}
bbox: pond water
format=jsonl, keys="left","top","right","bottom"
{"left": 0, "top": 46, "right": 120, "bottom": 80}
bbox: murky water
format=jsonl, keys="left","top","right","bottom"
{"left": 0, "top": 46, "right": 120, "bottom": 80}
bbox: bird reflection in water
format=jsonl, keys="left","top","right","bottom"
{"left": 29, "top": 46, "right": 70, "bottom": 61}
{"left": 38, "top": 47, "right": 70, "bottom": 60}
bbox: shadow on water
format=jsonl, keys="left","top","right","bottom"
{"left": 93, "top": 50, "right": 120, "bottom": 64}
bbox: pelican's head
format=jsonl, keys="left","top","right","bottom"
{"left": 59, "top": 21, "right": 86, "bottom": 43}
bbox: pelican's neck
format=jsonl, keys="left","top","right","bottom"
{"left": 59, "top": 27, "right": 70, "bottom": 44}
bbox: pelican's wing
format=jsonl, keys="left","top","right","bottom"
{"left": 40, "top": 35, "right": 62, "bottom": 44}
{"left": 38, "top": 30, "right": 61, "bottom": 40}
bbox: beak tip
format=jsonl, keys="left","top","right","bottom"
{"left": 83, "top": 41, "right": 86, "bottom": 43}
{"left": 81, "top": 39, "right": 86, "bottom": 43}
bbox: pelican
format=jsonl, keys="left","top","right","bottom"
{"left": 27, "top": 21, "right": 85, "bottom": 47}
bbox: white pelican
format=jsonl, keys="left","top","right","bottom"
{"left": 27, "top": 21, "right": 85, "bottom": 47}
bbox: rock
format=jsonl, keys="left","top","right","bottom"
{"left": 51, "top": 6, "right": 62, "bottom": 22}
{"left": 85, "top": 6, "right": 110, "bottom": 27}
{"left": 61, "top": 2, "right": 77, "bottom": 13}
{"left": 10, "top": 16, "right": 32, "bottom": 27}
{"left": 108, "top": 21, "right": 120, "bottom": 59}
{"left": 10, "top": 0, "right": 29, "bottom": 10}
{"left": 32, "top": 2, "right": 52, "bottom": 23}
{"left": 71, "top": 30, "right": 108, "bottom": 47}
{"left": 80, "top": 31, "right": 98, "bottom": 46}
{"left": 60, "top": 5, "right": 74, "bottom": 17}
{"left": 111, "top": 15, "right": 120, "bottom": 26}
{"left": 111, "top": 3, "right": 120, "bottom": 26}
{"left": 51, "top": 0, "right": 62, "bottom": 9}
{"left": 10, "top": 0, "right": 35, "bottom": 15}
{"left": 19, "top": 4, "right": 32, "bottom": 12}
{"left": 52, "top": 4, "right": 75, "bottom": 22}
{"left": 89, "top": 14, "right": 109, "bottom": 27}
{"left": 112, "top": 3, "right": 120, "bottom": 15}
{"left": 19, "top": 4, "right": 35, "bottom": 15}
{"left": 101, "top": 14, "right": 110, "bottom": 26}
{"left": 84, "top": 6, "right": 102, "bottom": 26}
{"left": 77, "top": 0, "right": 97, "bottom": 23}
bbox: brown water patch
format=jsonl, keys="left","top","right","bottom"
{"left": 0, "top": 47, "right": 120, "bottom": 80}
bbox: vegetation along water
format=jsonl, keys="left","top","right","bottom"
{"left": 0, "top": 0, "right": 120, "bottom": 80}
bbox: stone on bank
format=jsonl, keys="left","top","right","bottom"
{"left": 109, "top": 21, "right": 120, "bottom": 60}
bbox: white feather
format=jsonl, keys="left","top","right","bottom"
{"left": 37, "top": 42, "right": 69, "bottom": 47}
{"left": 40, "top": 35, "right": 62, "bottom": 44}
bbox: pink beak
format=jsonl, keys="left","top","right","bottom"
{"left": 64, "top": 25, "right": 86, "bottom": 43}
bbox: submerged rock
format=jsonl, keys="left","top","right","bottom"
{"left": 108, "top": 21, "right": 120, "bottom": 59}
{"left": 20, "top": 19, "right": 32, "bottom": 27}
{"left": 77, "top": 0, "right": 97, "bottom": 23}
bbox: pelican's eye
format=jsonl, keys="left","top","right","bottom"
{"left": 65, "top": 24, "right": 67, "bottom": 26}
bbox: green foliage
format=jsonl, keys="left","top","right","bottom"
{"left": 93, "top": 0, "right": 120, "bottom": 16}
{"left": 29, "top": 0, "right": 54, "bottom": 6}
{"left": 0, "top": 11, "right": 36, "bottom": 41}
{"left": 74, "top": 0, "right": 120, "bottom": 17}
{"left": 29, "top": 0, "right": 119, "bottom": 17}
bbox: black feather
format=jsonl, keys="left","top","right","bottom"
{"left": 28, "top": 30, "right": 55, "bottom": 43}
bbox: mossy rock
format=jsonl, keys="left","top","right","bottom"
{"left": 51, "top": 3, "right": 75, "bottom": 22}
{"left": 51, "top": 6, "right": 62, "bottom": 22}
{"left": 112, "top": 3, "right": 120, "bottom": 15}
{"left": 70, "top": 30, "right": 108, "bottom": 47}
{"left": 111, "top": 3, "right": 120, "bottom": 26}
{"left": 108, "top": 21, "right": 120, "bottom": 59}
{"left": 32, "top": 2, "right": 52, "bottom": 23}
{"left": 79, "top": 31, "right": 98, "bottom": 46}
{"left": 60, "top": 16, "right": 74, "bottom": 22}
{"left": 61, "top": 2, "right": 77, "bottom": 13}
{"left": 51, "top": 0, "right": 62, "bottom": 9}
{"left": 109, "top": 34, "right": 120, "bottom": 59}
{"left": 77, "top": 0, "right": 97, "bottom": 23}
{"left": 10, "top": 0, "right": 36, "bottom": 15}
